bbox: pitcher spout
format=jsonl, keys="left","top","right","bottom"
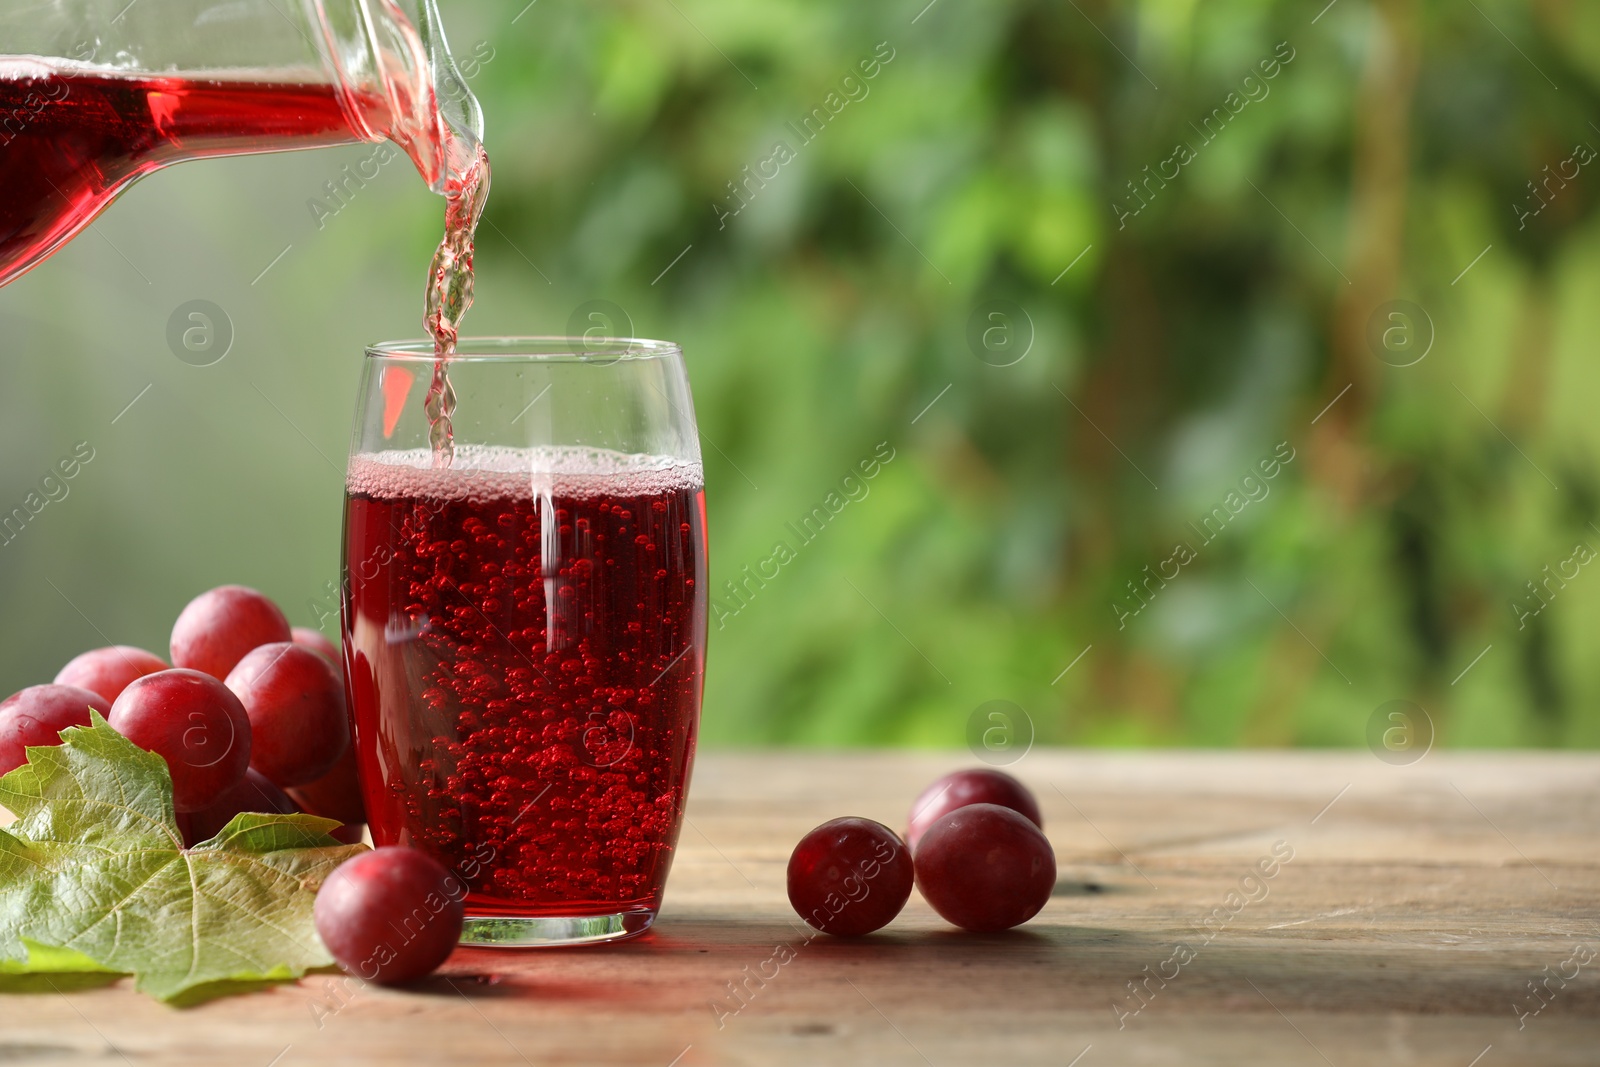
{"left": 321, "top": 0, "right": 483, "bottom": 196}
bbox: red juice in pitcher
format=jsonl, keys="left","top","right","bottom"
{"left": 342, "top": 447, "right": 707, "bottom": 922}
{"left": 0, "top": 62, "right": 366, "bottom": 287}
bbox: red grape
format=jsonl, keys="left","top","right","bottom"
{"left": 53, "top": 646, "right": 169, "bottom": 703}
{"left": 314, "top": 847, "right": 464, "bottom": 984}
{"left": 0, "top": 684, "right": 111, "bottom": 774}
{"left": 913, "top": 803, "right": 1056, "bottom": 932}
{"left": 288, "top": 744, "right": 366, "bottom": 825}
{"left": 225, "top": 642, "right": 349, "bottom": 787}
{"left": 170, "top": 585, "right": 291, "bottom": 680}
{"left": 108, "top": 669, "right": 252, "bottom": 812}
{"left": 787, "top": 817, "right": 914, "bottom": 936}
{"left": 181, "top": 768, "right": 299, "bottom": 845}
{"left": 291, "top": 626, "right": 340, "bottom": 664}
{"left": 907, "top": 768, "right": 1043, "bottom": 851}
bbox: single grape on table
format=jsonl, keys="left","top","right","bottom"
{"left": 787, "top": 817, "right": 915, "bottom": 936}
{"left": 0, "top": 684, "right": 111, "bottom": 774}
{"left": 53, "top": 645, "right": 168, "bottom": 703}
{"left": 913, "top": 803, "right": 1056, "bottom": 932}
{"left": 314, "top": 847, "right": 464, "bottom": 984}
{"left": 225, "top": 642, "right": 349, "bottom": 787}
{"left": 906, "top": 767, "right": 1043, "bottom": 852}
{"left": 170, "top": 585, "right": 291, "bottom": 681}
{"left": 108, "top": 669, "right": 253, "bottom": 812}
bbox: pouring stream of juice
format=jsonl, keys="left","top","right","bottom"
{"left": 420, "top": 144, "right": 489, "bottom": 467}
{"left": 412, "top": 0, "right": 491, "bottom": 468}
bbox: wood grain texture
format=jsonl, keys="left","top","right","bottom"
{"left": 1, "top": 750, "right": 1596, "bottom": 1066}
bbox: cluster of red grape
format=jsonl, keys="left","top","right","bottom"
{"left": 0, "top": 585, "right": 363, "bottom": 842}
{"left": 787, "top": 768, "right": 1055, "bottom": 935}
{"left": 0, "top": 585, "right": 467, "bottom": 987}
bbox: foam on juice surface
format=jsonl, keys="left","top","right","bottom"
{"left": 347, "top": 445, "right": 705, "bottom": 502}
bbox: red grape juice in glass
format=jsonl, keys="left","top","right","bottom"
{"left": 343, "top": 444, "right": 707, "bottom": 944}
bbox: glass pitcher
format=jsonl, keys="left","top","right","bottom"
{"left": 0, "top": 0, "right": 483, "bottom": 288}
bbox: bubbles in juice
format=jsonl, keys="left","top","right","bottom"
{"left": 343, "top": 447, "right": 707, "bottom": 917}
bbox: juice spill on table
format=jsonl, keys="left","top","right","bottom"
{"left": 343, "top": 447, "right": 707, "bottom": 917}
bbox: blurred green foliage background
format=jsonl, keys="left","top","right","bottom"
{"left": 3, "top": 0, "right": 1599, "bottom": 749}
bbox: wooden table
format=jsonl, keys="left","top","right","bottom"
{"left": 4, "top": 751, "right": 1597, "bottom": 1066}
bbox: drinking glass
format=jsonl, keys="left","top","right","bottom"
{"left": 341, "top": 338, "right": 707, "bottom": 947}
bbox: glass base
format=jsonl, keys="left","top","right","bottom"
{"left": 459, "top": 909, "right": 656, "bottom": 947}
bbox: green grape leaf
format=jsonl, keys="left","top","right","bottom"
{"left": 0, "top": 712, "right": 364, "bottom": 1002}
{"left": 0, "top": 941, "right": 117, "bottom": 976}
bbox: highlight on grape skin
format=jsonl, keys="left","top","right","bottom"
{"left": 108, "top": 668, "right": 253, "bottom": 812}
{"left": 787, "top": 817, "right": 914, "bottom": 937}
{"left": 53, "top": 645, "right": 169, "bottom": 704}
{"left": 912, "top": 803, "right": 1056, "bottom": 933}
{"left": 0, "top": 684, "right": 112, "bottom": 775}
{"left": 314, "top": 847, "right": 466, "bottom": 985}
{"left": 170, "top": 584, "right": 292, "bottom": 681}
{"left": 225, "top": 641, "right": 350, "bottom": 787}
{"left": 906, "top": 767, "right": 1043, "bottom": 852}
